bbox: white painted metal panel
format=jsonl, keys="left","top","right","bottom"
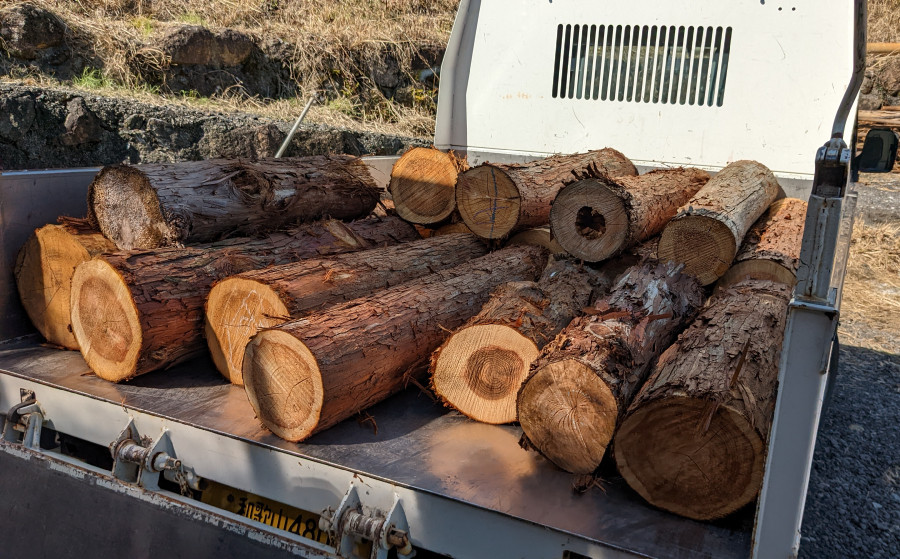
{"left": 436, "top": 0, "right": 853, "bottom": 178}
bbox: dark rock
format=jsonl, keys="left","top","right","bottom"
{"left": 861, "top": 72, "right": 874, "bottom": 95}
{"left": 60, "top": 97, "right": 101, "bottom": 146}
{"left": 370, "top": 53, "right": 401, "bottom": 89}
{"left": 198, "top": 122, "right": 284, "bottom": 159}
{"left": 162, "top": 25, "right": 256, "bottom": 68}
{"left": 0, "top": 3, "right": 65, "bottom": 60}
{"left": 878, "top": 60, "right": 900, "bottom": 97}
{"left": 123, "top": 114, "right": 146, "bottom": 131}
{"left": 859, "top": 93, "right": 884, "bottom": 111}
{"left": 0, "top": 94, "right": 36, "bottom": 141}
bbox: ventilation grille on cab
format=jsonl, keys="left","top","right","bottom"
{"left": 552, "top": 24, "right": 732, "bottom": 106}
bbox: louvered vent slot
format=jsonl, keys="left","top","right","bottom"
{"left": 552, "top": 24, "right": 732, "bottom": 105}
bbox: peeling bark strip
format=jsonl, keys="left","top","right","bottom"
{"left": 15, "top": 218, "right": 116, "bottom": 349}
{"left": 517, "top": 261, "right": 704, "bottom": 474}
{"left": 70, "top": 216, "right": 418, "bottom": 382}
{"left": 243, "top": 245, "right": 550, "bottom": 443}
{"left": 455, "top": 148, "right": 637, "bottom": 240}
{"left": 614, "top": 279, "right": 791, "bottom": 521}
{"left": 717, "top": 198, "right": 807, "bottom": 291}
{"left": 550, "top": 168, "right": 709, "bottom": 262}
{"left": 205, "top": 233, "right": 488, "bottom": 385}
{"left": 389, "top": 147, "right": 468, "bottom": 225}
{"left": 430, "top": 259, "right": 612, "bottom": 425}
{"left": 89, "top": 155, "right": 382, "bottom": 249}
{"left": 657, "top": 160, "right": 781, "bottom": 285}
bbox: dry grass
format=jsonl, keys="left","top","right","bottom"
{"left": 839, "top": 221, "right": 900, "bottom": 354}
{"left": 868, "top": 0, "right": 900, "bottom": 43}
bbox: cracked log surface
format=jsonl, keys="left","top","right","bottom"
{"left": 70, "top": 216, "right": 418, "bottom": 382}
{"left": 658, "top": 160, "right": 781, "bottom": 285}
{"left": 517, "top": 260, "right": 704, "bottom": 474}
{"left": 550, "top": 168, "right": 709, "bottom": 262}
{"left": 455, "top": 148, "right": 637, "bottom": 240}
{"left": 615, "top": 279, "right": 791, "bottom": 520}
{"left": 205, "top": 233, "right": 488, "bottom": 385}
{"left": 243, "top": 245, "right": 549, "bottom": 442}
{"left": 89, "top": 155, "right": 382, "bottom": 249}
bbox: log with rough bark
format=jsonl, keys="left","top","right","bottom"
{"left": 507, "top": 228, "right": 568, "bottom": 257}
{"left": 430, "top": 259, "right": 608, "bottom": 424}
{"left": 717, "top": 198, "right": 807, "bottom": 291}
{"left": 550, "top": 168, "right": 710, "bottom": 262}
{"left": 455, "top": 149, "right": 637, "bottom": 240}
{"left": 206, "top": 233, "right": 489, "bottom": 385}
{"left": 89, "top": 155, "right": 382, "bottom": 249}
{"left": 517, "top": 261, "right": 704, "bottom": 474}
{"left": 15, "top": 218, "right": 116, "bottom": 349}
{"left": 614, "top": 279, "right": 792, "bottom": 520}
{"left": 389, "top": 147, "right": 468, "bottom": 224}
{"left": 658, "top": 160, "right": 782, "bottom": 285}
{"left": 243, "top": 245, "right": 549, "bottom": 442}
{"left": 70, "top": 217, "right": 418, "bottom": 382}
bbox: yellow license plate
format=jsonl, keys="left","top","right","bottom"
{"left": 199, "top": 480, "right": 331, "bottom": 545}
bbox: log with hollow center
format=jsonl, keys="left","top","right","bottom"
{"left": 389, "top": 147, "right": 468, "bottom": 224}
{"left": 658, "top": 160, "right": 782, "bottom": 285}
{"left": 205, "top": 233, "right": 488, "bottom": 385}
{"left": 15, "top": 218, "right": 116, "bottom": 349}
{"left": 242, "top": 245, "right": 549, "bottom": 442}
{"left": 430, "top": 259, "right": 608, "bottom": 424}
{"left": 89, "top": 156, "right": 382, "bottom": 250}
{"left": 70, "top": 217, "right": 419, "bottom": 382}
{"left": 517, "top": 260, "right": 704, "bottom": 474}
{"left": 455, "top": 148, "right": 637, "bottom": 241}
{"left": 716, "top": 198, "right": 807, "bottom": 291}
{"left": 550, "top": 168, "right": 710, "bottom": 262}
{"left": 614, "top": 279, "right": 791, "bottom": 521}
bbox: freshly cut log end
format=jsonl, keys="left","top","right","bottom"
{"left": 657, "top": 215, "right": 736, "bottom": 285}
{"left": 455, "top": 165, "right": 521, "bottom": 239}
{"left": 431, "top": 324, "right": 539, "bottom": 424}
{"left": 717, "top": 260, "right": 795, "bottom": 291}
{"left": 516, "top": 359, "right": 617, "bottom": 474}
{"left": 507, "top": 228, "right": 568, "bottom": 256}
{"left": 243, "top": 330, "right": 324, "bottom": 442}
{"left": 15, "top": 224, "right": 116, "bottom": 349}
{"left": 615, "top": 397, "right": 764, "bottom": 521}
{"left": 70, "top": 259, "right": 142, "bottom": 382}
{"left": 548, "top": 179, "right": 628, "bottom": 261}
{"left": 389, "top": 147, "right": 466, "bottom": 224}
{"left": 205, "top": 278, "right": 289, "bottom": 384}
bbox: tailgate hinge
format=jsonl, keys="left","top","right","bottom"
{"left": 319, "top": 485, "right": 414, "bottom": 559}
{"left": 109, "top": 420, "right": 201, "bottom": 493}
{"left": 2, "top": 389, "right": 43, "bottom": 449}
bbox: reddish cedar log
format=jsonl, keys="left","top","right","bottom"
{"left": 517, "top": 260, "right": 704, "bottom": 474}
{"left": 89, "top": 156, "right": 381, "bottom": 249}
{"left": 389, "top": 147, "right": 469, "bottom": 224}
{"left": 70, "top": 217, "right": 418, "bottom": 382}
{"left": 615, "top": 279, "right": 792, "bottom": 520}
{"left": 205, "top": 233, "right": 488, "bottom": 385}
{"left": 15, "top": 218, "right": 116, "bottom": 349}
{"left": 430, "top": 259, "right": 609, "bottom": 424}
{"left": 550, "top": 168, "right": 710, "bottom": 262}
{"left": 717, "top": 198, "right": 807, "bottom": 291}
{"left": 658, "top": 160, "right": 781, "bottom": 285}
{"left": 455, "top": 149, "right": 637, "bottom": 240}
{"left": 243, "top": 245, "right": 550, "bottom": 442}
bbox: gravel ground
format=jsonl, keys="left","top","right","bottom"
{"left": 799, "top": 174, "right": 900, "bottom": 558}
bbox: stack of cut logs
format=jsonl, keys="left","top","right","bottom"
{"left": 15, "top": 146, "right": 809, "bottom": 523}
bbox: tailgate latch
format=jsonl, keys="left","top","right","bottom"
{"left": 109, "top": 420, "right": 200, "bottom": 493}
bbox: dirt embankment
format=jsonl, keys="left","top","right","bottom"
{"left": 0, "top": 83, "right": 426, "bottom": 170}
